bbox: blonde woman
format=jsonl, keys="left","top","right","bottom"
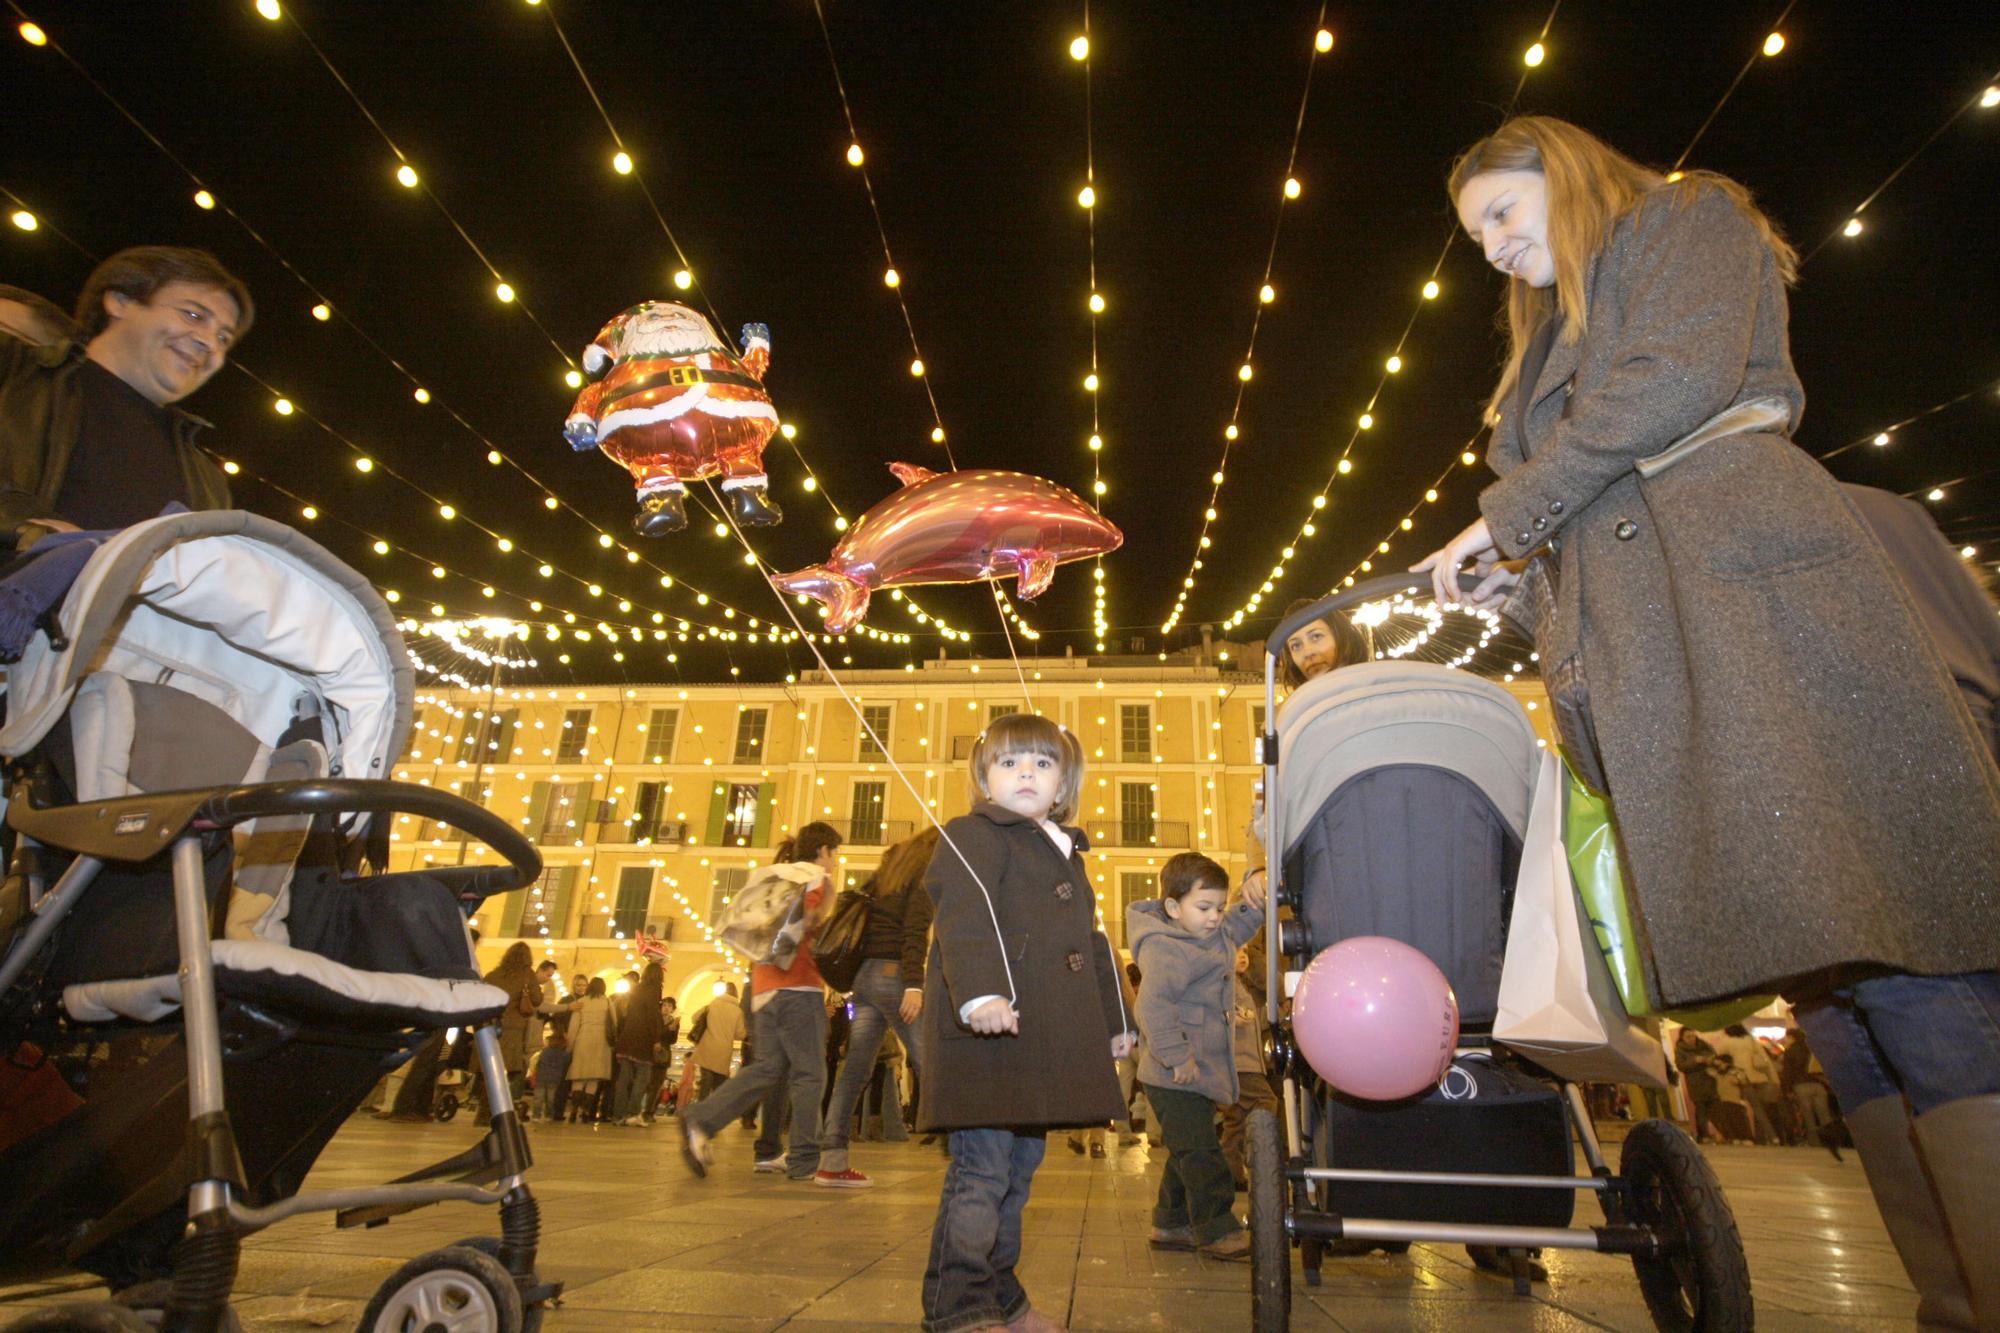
{"left": 1417, "top": 115, "right": 2000, "bottom": 1325}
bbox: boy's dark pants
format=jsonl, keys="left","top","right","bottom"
{"left": 1145, "top": 1082, "right": 1242, "bottom": 1243}
{"left": 923, "top": 1127, "right": 1045, "bottom": 1332}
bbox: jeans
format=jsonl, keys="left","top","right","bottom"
{"left": 820, "top": 959, "right": 924, "bottom": 1170}
{"left": 922, "top": 1128, "right": 1045, "bottom": 1333}
{"left": 1145, "top": 1082, "right": 1241, "bottom": 1243}
{"left": 533, "top": 1083, "right": 559, "bottom": 1120}
{"left": 611, "top": 1056, "right": 654, "bottom": 1120}
{"left": 685, "top": 990, "right": 827, "bottom": 1177}
{"left": 1791, "top": 970, "right": 2000, "bottom": 1117}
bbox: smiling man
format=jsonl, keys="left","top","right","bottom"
{"left": 0, "top": 246, "right": 252, "bottom": 549}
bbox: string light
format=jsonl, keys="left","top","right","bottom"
{"left": 7, "top": 210, "right": 35, "bottom": 232}
{"left": 255, "top": 0, "right": 282, "bottom": 21}
{"left": 1762, "top": 32, "right": 1785, "bottom": 57}
{"left": 193, "top": 189, "right": 215, "bottom": 210}
{"left": 395, "top": 163, "right": 419, "bottom": 188}
{"left": 611, "top": 150, "right": 633, "bottom": 174}
{"left": 18, "top": 21, "right": 48, "bottom": 45}
{"left": 1523, "top": 42, "right": 1546, "bottom": 67}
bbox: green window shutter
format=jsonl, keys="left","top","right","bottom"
{"left": 752, "top": 782, "right": 776, "bottom": 846}
{"left": 525, "top": 782, "right": 553, "bottom": 845}
{"left": 704, "top": 781, "right": 728, "bottom": 846}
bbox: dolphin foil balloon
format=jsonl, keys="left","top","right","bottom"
{"left": 563, "top": 300, "right": 782, "bottom": 537}
{"left": 771, "top": 464, "right": 1122, "bottom": 633}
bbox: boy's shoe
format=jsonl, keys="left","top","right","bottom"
{"left": 678, "top": 1120, "right": 711, "bottom": 1178}
{"left": 1147, "top": 1226, "right": 1196, "bottom": 1251}
{"left": 1089, "top": 1142, "right": 1106, "bottom": 1159}
{"left": 1200, "top": 1230, "right": 1252, "bottom": 1262}
{"left": 753, "top": 1156, "right": 787, "bottom": 1173}
{"left": 814, "top": 1167, "right": 874, "bottom": 1188}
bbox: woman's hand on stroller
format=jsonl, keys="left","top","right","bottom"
{"left": 1240, "top": 871, "right": 1267, "bottom": 913}
{"left": 1412, "top": 516, "right": 1501, "bottom": 609}
{"left": 1171, "top": 1057, "right": 1200, "bottom": 1086}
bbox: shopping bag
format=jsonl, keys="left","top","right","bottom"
{"left": 1495, "top": 752, "right": 1669, "bottom": 1087}
{"left": 1561, "top": 758, "right": 1772, "bottom": 1031}
{"left": 713, "top": 862, "right": 824, "bottom": 968}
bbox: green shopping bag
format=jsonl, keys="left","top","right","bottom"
{"left": 1561, "top": 757, "right": 1772, "bottom": 1030}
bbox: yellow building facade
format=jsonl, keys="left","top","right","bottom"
{"left": 394, "top": 653, "right": 1551, "bottom": 1013}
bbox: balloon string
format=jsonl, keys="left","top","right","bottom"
{"left": 988, "top": 583, "right": 1037, "bottom": 715}
{"left": 701, "top": 482, "right": 1018, "bottom": 1010}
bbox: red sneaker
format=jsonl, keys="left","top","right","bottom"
{"left": 813, "top": 1167, "right": 874, "bottom": 1189}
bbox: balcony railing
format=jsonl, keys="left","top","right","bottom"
{"left": 817, "top": 817, "right": 916, "bottom": 848}
{"left": 1082, "top": 819, "right": 1191, "bottom": 849}
{"left": 592, "top": 819, "right": 691, "bottom": 846}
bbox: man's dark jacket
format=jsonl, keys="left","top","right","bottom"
{"left": 0, "top": 336, "right": 231, "bottom": 542}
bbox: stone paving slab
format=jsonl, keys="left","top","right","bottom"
{"left": 0, "top": 1115, "right": 1918, "bottom": 1331}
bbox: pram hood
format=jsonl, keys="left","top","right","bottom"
{"left": 0, "top": 510, "right": 411, "bottom": 829}
{"left": 1276, "top": 660, "right": 1539, "bottom": 861}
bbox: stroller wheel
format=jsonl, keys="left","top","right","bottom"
{"left": 435, "top": 1093, "right": 460, "bottom": 1123}
{"left": 450, "top": 1237, "right": 547, "bottom": 1333}
{"left": 358, "top": 1246, "right": 523, "bottom": 1333}
{"left": 1246, "top": 1108, "right": 1291, "bottom": 1332}
{"left": 1618, "top": 1119, "right": 1753, "bottom": 1333}
{"left": 1, "top": 1304, "right": 153, "bottom": 1332}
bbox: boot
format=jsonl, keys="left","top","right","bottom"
{"left": 1911, "top": 1095, "right": 2000, "bottom": 1331}
{"left": 634, "top": 488, "right": 688, "bottom": 536}
{"left": 727, "top": 479, "right": 782, "bottom": 527}
{"left": 1846, "top": 1096, "right": 1979, "bottom": 1331}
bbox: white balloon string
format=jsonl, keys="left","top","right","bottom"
{"left": 701, "top": 482, "right": 1017, "bottom": 1009}
{"left": 988, "top": 582, "right": 1037, "bottom": 715}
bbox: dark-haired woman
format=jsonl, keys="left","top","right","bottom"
{"left": 1415, "top": 115, "right": 2000, "bottom": 1324}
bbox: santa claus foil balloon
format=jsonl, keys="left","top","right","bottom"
{"left": 563, "top": 301, "right": 783, "bottom": 536}
{"left": 772, "top": 463, "right": 1122, "bottom": 633}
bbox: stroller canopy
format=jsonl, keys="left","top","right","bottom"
{"left": 1276, "top": 660, "right": 1539, "bottom": 862}
{"left": 0, "top": 510, "right": 412, "bottom": 824}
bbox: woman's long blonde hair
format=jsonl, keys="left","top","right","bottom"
{"left": 1448, "top": 116, "right": 1797, "bottom": 417}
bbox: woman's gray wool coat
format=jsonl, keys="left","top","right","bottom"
{"left": 1481, "top": 181, "right": 2000, "bottom": 1007}
{"left": 1128, "top": 897, "right": 1264, "bottom": 1106}
{"left": 915, "top": 803, "right": 1131, "bottom": 1132}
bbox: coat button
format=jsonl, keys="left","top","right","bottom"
{"left": 1517, "top": 531, "right": 1532, "bottom": 547}
{"left": 1548, "top": 500, "right": 1565, "bottom": 515}
{"left": 1532, "top": 516, "right": 1548, "bottom": 532}
{"left": 1065, "top": 950, "right": 1084, "bottom": 973}
{"left": 1054, "top": 882, "right": 1074, "bottom": 901}
{"left": 1615, "top": 519, "right": 1638, "bottom": 540}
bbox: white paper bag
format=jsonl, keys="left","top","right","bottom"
{"left": 713, "top": 863, "right": 824, "bottom": 967}
{"left": 1494, "top": 752, "right": 1669, "bottom": 1088}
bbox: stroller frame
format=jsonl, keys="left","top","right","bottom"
{"left": 1248, "top": 573, "right": 1751, "bottom": 1332}
{"left": 0, "top": 774, "right": 550, "bottom": 1333}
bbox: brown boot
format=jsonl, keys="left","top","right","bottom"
{"left": 1911, "top": 1094, "right": 2000, "bottom": 1331}
{"left": 1846, "top": 1096, "right": 1978, "bottom": 1330}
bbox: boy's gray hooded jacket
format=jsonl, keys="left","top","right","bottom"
{"left": 1128, "top": 898, "right": 1263, "bottom": 1106}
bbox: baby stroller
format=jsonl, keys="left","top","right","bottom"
{"left": 1246, "top": 573, "right": 1752, "bottom": 1332}
{"left": 0, "top": 511, "right": 552, "bottom": 1333}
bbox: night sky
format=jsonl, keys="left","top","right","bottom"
{"left": 4, "top": 2, "right": 1995, "bottom": 685}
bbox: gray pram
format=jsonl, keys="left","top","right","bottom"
{"left": 1245, "top": 572, "right": 1752, "bottom": 1332}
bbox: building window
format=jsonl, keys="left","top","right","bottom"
{"left": 501, "top": 865, "right": 576, "bottom": 939}
{"left": 536, "top": 780, "right": 593, "bottom": 844}
{"left": 612, "top": 865, "right": 652, "bottom": 938}
{"left": 1119, "top": 782, "right": 1157, "bottom": 845}
{"left": 987, "top": 704, "right": 1019, "bottom": 725}
{"left": 1252, "top": 704, "right": 1268, "bottom": 755}
{"left": 720, "top": 782, "right": 760, "bottom": 846}
{"left": 859, "top": 703, "right": 893, "bottom": 760}
{"left": 454, "top": 708, "right": 517, "bottom": 765}
{"left": 420, "top": 781, "right": 488, "bottom": 842}
{"left": 1116, "top": 871, "right": 1160, "bottom": 948}
{"left": 555, "top": 707, "right": 593, "bottom": 762}
{"left": 642, "top": 708, "right": 679, "bottom": 763}
{"left": 1120, "top": 704, "right": 1152, "bottom": 760}
{"left": 629, "top": 781, "right": 666, "bottom": 840}
{"left": 851, "top": 780, "right": 887, "bottom": 844}
{"left": 844, "top": 867, "right": 877, "bottom": 890}
{"left": 710, "top": 866, "right": 749, "bottom": 926}
{"left": 734, "top": 708, "right": 768, "bottom": 762}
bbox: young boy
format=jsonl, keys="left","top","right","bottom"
{"left": 529, "top": 1030, "right": 570, "bottom": 1124}
{"left": 917, "top": 713, "right": 1134, "bottom": 1333}
{"left": 1128, "top": 852, "right": 1266, "bottom": 1260}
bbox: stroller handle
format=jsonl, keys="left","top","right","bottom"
{"left": 197, "top": 778, "right": 542, "bottom": 902}
{"left": 1264, "top": 572, "right": 1427, "bottom": 656}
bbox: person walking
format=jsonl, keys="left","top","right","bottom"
{"left": 479, "top": 942, "right": 542, "bottom": 1125}
{"left": 689, "top": 982, "right": 745, "bottom": 1101}
{"left": 557, "top": 977, "right": 616, "bottom": 1123}
{"left": 1419, "top": 115, "right": 2000, "bottom": 1329}
{"left": 814, "top": 827, "right": 939, "bottom": 1187}
{"left": 610, "top": 962, "right": 665, "bottom": 1126}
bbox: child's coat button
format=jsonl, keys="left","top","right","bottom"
{"left": 1065, "top": 950, "right": 1084, "bottom": 972}
{"left": 1054, "top": 882, "right": 1073, "bottom": 900}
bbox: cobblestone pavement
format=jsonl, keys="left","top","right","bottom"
{"left": 1, "top": 1115, "right": 1917, "bottom": 1331}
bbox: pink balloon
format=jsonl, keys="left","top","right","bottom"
{"left": 1292, "top": 936, "right": 1460, "bottom": 1101}
{"left": 771, "top": 463, "right": 1123, "bottom": 633}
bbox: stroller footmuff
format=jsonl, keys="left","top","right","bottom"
{"left": 1247, "top": 576, "right": 1753, "bottom": 1333}
{"left": 0, "top": 512, "right": 553, "bottom": 1333}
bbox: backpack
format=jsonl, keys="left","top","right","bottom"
{"left": 688, "top": 1007, "right": 710, "bottom": 1046}
{"left": 810, "top": 883, "right": 875, "bottom": 992}
{"left": 714, "top": 863, "right": 824, "bottom": 967}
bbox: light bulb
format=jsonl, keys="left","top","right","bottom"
{"left": 1088, "top": 291, "right": 1105, "bottom": 313}
{"left": 1386, "top": 355, "right": 1403, "bottom": 373}
{"left": 256, "top": 0, "right": 281, "bottom": 20}
{"left": 931, "top": 426, "right": 946, "bottom": 443}
{"left": 273, "top": 397, "right": 294, "bottom": 416}
{"left": 18, "top": 21, "right": 48, "bottom": 44}
{"left": 8, "top": 210, "right": 37, "bottom": 232}
{"left": 1078, "top": 184, "right": 1096, "bottom": 209}
{"left": 673, "top": 268, "right": 693, "bottom": 290}
{"left": 1083, "top": 372, "right": 1099, "bottom": 392}
{"left": 883, "top": 267, "right": 900, "bottom": 287}
{"left": 1283, "top": 177, "right": 1301, "bottom": 200}
{"left": 1259, "top": 283, "right": 1275, "bottom": 304}
{"left": 846, "top": 143, "right": 864, "bottom": 166}
{"left": 1422, "top": 279, "right": 1441, "bottom": 300}
{"left": 395, "top": 164, "right": 419, "bottom": 188}
{"left": 495, "top": 281, "right": 515, "bottom": 303}
{"left": 1224, "top": 423, "right": 1239, "bottom": 441}
{"left": 910, "top": 358, "right": 925, "bottom": 377}
{"left": 1069, "top": 35, "right": 1089, "bottom": 60}
{"left": 1762, "top": 32, "right": 1785, "bottom": 56}
{"left": 413, "top": 387, "right": 430, "bottom": 403}
{"left": 1524, "top": 42, "right": 1545, "bottom": 67}
{"left": 612, "top": 150, "right": 633, "bottom": 174}
{"left": 310, "top": 302, "right": 330, "bottom": 321}
{"left": 1843, "top": 217, "right": 1864, "bottom": 238}
{"left": 1315, "top": 28, "right": 1334, "bottom": 53}
{"left": 1238, "top": 363, "right": 1253, "bottom": 382}
{"left": 193, "top": 190, "right": 216, "bottom": 210}
{"left": 564, "top": 369, "right": 582, "bottom": 388}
